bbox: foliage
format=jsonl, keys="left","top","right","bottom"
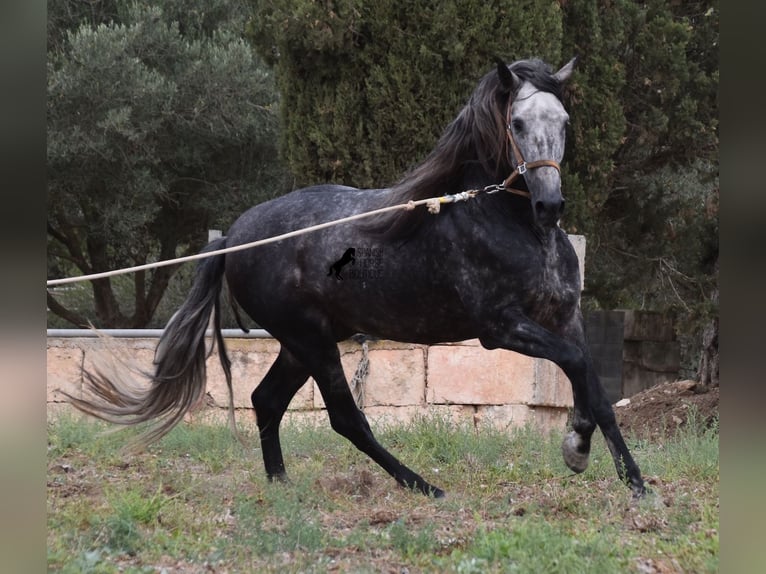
{"left": 247, "top": 0, "right": 563, "bottom": 188}
{"left": 246, "top": 0, "right": 718, "bottom": 374}
{"left": 47, "top": 0, "right": 291, "bottom": 328}
{"left": 559, "top": 0, "right": 629, "bottom": 234}
{"left": 572, "top": 1, "right": 719, "bottom": 375}
{"left": 47, "top": 0, "right": 719, "bottom": 376}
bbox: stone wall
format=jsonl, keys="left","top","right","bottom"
{"left": 621, "top": 310, "right": 680, "bottom": 398}
{"left": 47, "top": 336, "right": 574, "bottom": 434}
{"left": 585, "top": 310, "right": 680, "bottom": 403}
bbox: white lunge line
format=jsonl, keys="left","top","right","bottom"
{"left": 47, "top": 198, "right": 433, "bottom": 287}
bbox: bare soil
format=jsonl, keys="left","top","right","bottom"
{"left": 614, "top": 379, "right": 719, "bottom": 441}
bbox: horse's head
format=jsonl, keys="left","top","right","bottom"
{"left": 497, "top": 58, "right": 576, "bottom": 228}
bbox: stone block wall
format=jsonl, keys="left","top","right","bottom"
{"left": 47, "top": 336, "right": 574, "bottom": 434}
{"left": 621, "top": 310, "right": 680, "bottom": 398}
{"left": 585, "top": 309, "right": 680, "bottom": 402}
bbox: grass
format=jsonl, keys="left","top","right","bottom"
{"left": 47, "top": 409, "right": 718, "bottom": 573}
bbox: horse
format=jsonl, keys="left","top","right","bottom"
{"left": 67, "top": 56, "right": 646, "bottom": 499}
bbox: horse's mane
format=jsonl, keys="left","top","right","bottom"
{"left": 366, "top": 58, "right": 564, "bottom": 239}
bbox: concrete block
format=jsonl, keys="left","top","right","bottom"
{"left": 427, "top": 345, "right": 535, "bottom": 405}
{"left": 475, "top": 404, "right": 569, "bottom": 434}
{"left": 47, "top": 345, "right": 83, "bottom": 402}
{"left": 622, "top": 310, "right": 675, "bottom": 342}
{"left": 532, "top": 360, "right": 574, "bottom": 407}
{"left": 206, "top": 340, "right": 276, "bottom": 409}
{"left": 567, "top": 234, "right": 586, "bottom": 291}
{"left": 425, "top": 404, "right": 480, "bottom": 427}
{"left": 364, "top": 405, "right": 430, "bottom": 427}
{"left": 363, "top": 348, "right": 426, "bottom": 407}
{"left": 584, "top": 310, "right": 625, "bottom": 344}
{"left": 47, "top": 402, "right": 79, "bottom": 420}
{"left": 588, "top": 343, "right": 624, "bottom": 377}
{"left": 202, "top": 338, "right": 316, "bottom": 411}
{"left": 186, "top": 406, "right": 259, "bottom": 431}
{"left": 622, "top": 363, "right": 677, "bottom": 398}
{"left": 599, "top": 375, "right": 623, "bottom": 405}
{"left": 366, "top": 404, "right": 477, "bottom": 429}
{"left": 80, "top": 343, "right": 155, "bottom": 399}
{"left": 623, "top": 340, "right": 680, "bottom": 373}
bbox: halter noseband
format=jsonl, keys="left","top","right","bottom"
{"left": 501, "top": 96, "right": 562, "bottom": 199}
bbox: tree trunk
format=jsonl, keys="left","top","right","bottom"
{"left": 697, "top": 286, "right": 719, "bottom": 387}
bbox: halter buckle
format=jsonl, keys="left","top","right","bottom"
{"left": 517, "top": 162, "right": 527, "bottom": 175}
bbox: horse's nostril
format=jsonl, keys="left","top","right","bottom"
{"left": 534, "top": 199, "right": 564, "bottom": 225}
{"left": 535, "top": 200, "right": 557, "bottom": 214}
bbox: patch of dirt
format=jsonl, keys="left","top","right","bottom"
{"left": 614, "top": 380, "right": 719, "bottom": 441}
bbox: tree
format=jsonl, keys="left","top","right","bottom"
{"left": 247, "top": 0, "right": 718, "bottom": 379}
{"left": 559, "top": 0, "right": 629, "bottom": 236}
{"left": 569, "top": 0, "right": 719, "bottom": 376}
{"left": 247, "top": 0, "right": 564, "bottom": 189}
{"left": 47, "top": 0, "right": 290, "bottom": 328}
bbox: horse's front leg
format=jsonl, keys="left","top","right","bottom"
{"left": 478, "top": 308, "right": 645, "bottom": 498}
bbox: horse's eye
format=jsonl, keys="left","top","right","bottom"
{"left": 512, "top": 119, "right": 525, "bottom": 133}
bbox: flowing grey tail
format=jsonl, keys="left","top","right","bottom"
{"left": 64, "top": 237, "right": 238, "bottom": 449}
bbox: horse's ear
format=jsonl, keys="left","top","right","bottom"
{"left": 553, "top": 57, "right": 578, "bottom": 83}
{"left": 493, "top": 56, "right": 520, "bottom": 93}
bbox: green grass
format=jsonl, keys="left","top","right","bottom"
{"left": 47, "top": 409, "right": 718, "bottom": 573}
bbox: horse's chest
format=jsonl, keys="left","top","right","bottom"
{"left": 526, "top": 247, "right": 580, "bottom": 326}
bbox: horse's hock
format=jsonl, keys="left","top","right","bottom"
{"left": 47, "top": 236, "right": 589, "bottom": 434}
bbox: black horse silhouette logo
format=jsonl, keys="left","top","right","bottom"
{"left": 328, "top": 247, "right": 356, "bottom": 280}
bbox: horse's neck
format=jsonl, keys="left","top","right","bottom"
{"left": 460, "top": 162, "right": 502, "bottom": 191}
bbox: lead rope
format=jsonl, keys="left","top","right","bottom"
{"left": 349, "top": 340, "right": 369, "bottom": 410}
{"left": 47, "top": 185, "right": 521, "bottom": 287}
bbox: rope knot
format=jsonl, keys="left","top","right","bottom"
{"left": 426, "top": 198, "right": 442, "bottom": 214}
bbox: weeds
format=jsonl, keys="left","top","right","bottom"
{"left": 48, "top": 410, "right": 718, "bottom": 573}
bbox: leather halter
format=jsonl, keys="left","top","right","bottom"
{"left": 501, "top": 97, "right": 562, "bottom": 199}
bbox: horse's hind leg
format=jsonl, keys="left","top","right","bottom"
{"left": 278, "top": 326, "right": 444, "bottom": 498}
{"left": 251, "top": 347, "right": 310, "bottom": 482}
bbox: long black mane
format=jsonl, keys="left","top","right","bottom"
{"left": 368, "top": 58, "right": 565, "bottom": 239}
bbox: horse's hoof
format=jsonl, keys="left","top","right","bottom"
{"left": 267, "top": 472, "right": 289, "bottom": 484}
{"left": 562, "top": 431, "right": 589, "bottom": 474}
{"left": 630, "top": 481, "right": 651, "bottom": 501}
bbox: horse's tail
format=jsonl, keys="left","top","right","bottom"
{"left": 65, "top": 237, "right": 238, "bottom": 449}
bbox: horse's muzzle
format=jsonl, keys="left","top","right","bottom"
{"left": 534, "top": 196, "right": 565, "bottom": 228}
